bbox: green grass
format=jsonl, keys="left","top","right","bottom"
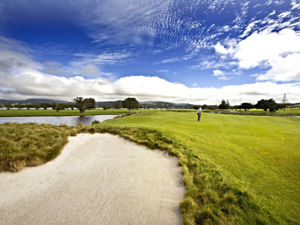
{"left": 1, "top": 111, "right": 299, "bottom": 224}
{"left": 204, "top": 108, "right": 300, "bottom": 116}
{"left": 100, "top": 111, "right": 300, "bottom": 224}
{"left": 0, "top": 109, "right": 129, "bottom": 117}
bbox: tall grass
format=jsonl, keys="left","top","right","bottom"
{"left": 0, "top": 123, "right": 77, "bottom": 172}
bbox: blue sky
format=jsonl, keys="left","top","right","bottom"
{"left": 0, "top": 0, "right": 299, "bottom": 104}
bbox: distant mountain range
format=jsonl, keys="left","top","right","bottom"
{"left": 96, "top": 100, "right": 194, "bottom": 109}
{"left": 0, "top": 99, "right": 195, "bottom": 109}
{"left": 0, "top": 98, "right": 70, "bottom": 105}
{"left": 2, "top": 98, "right": 298, "bottom": 109}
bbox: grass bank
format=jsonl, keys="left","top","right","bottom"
{"left": 1, "top": 111, "right": 299, "bottom": 224}
{"left": 0, "top": 109, "right": 129, "bottom": 117}
{"left": 0, "top": 123, "right": 78, "bottom": 172}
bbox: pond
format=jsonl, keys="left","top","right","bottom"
{"left": 0, "top": 115, "right": 118, "bottom": 126}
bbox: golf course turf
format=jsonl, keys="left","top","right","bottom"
{"left": 0, "top": 111, "right": 299, "bottom": 224}
{"left": 100, "top": 111, "right": 300, "bottom": 224}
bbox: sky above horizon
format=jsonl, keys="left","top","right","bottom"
{"left": 0, "top": 0, "right": 299, "bottom": 104}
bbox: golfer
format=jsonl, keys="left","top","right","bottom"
{"left": 197, "top": 107, "right": 202, "bottom": 122}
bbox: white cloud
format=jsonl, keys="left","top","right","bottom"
{"left": 160, "top": 57, "right": 181, "bottom": 64}
{"left": 75, "top": 64, "right": 101, "bottom": 76}
{"left": 157, "top": 69, "right": 169, "bottom": 73}
{"left": 256, "top": 53, "right": 300, "bottom": 81}
{"left": 214, "top": 39, "right": 237, "bottom": 56}
{"left": 214, "top": 42, "right": 229, "bottom": 55}
{"left": 42, "top": 52, "right": 130, "bottom": 77}
{"left": 2, "top": 67, "right": 300, "bottom": 104}
{"left": 291, "top": 0, "right": 300, "bottom": 10}
{"left": 1, "top": 35, "right": 300, "bottom": 104}
{"left": 235, "top": 29, "right": 300, "bottom": 69}
{"left": 214, "top": 28, "right": 300, "bottom": 82}
{"left": 212, "top": 69, "right": 229, "bottom": 80}
{"left": 72, "top": 52, "right": 130, "bottom": 67}
{"left": 71, "top": 0, "right": 172, "bottom": 44}
{"left": 0, "top": 43, "right": 299, "bottom": 104}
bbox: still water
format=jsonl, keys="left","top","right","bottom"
{"left": 0, "top": 115, "right": 117, "bottom": 126}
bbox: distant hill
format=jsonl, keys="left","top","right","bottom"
{"left": 0, "top": 99, "right": 70, "bottom": 105}
{"left": 97, "top": 100, "right": 194, "bottom": 109}
{"left": 140, "top": 101, "right": 194, "bottom": 109}
{"left": 96, "top": 100, "right": 123, "bottom": 108}
{"left": 0, "top": 99, "right": 194, "bottom": 108}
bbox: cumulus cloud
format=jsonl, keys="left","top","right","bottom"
{"left": 214, "top": 28, "right": 300, "bottom": 81}
{"left": 256, "top": 53, "right": 300, "bottom": 81}
{"left": 0, "top": 43, "right": 299, "bottom": 104}
{"left": 234, "top": 29, "right": 300, "bottom": 69}
{"left": 212, "top": 70, "right": 229, "bottom": 80}
{"left": 1, "top": 67, "right": 300, "bottom": 104}
{"left": 1, "top": 35, "right": 299, "bottom": 104}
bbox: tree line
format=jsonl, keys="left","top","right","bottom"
{"left": 193, "top": 98, "right": 291, "bottom": 112}
{"left": 2, "top": 103, "right": 77, "bottom": 111}
{"left": 1, "top": 96, "right": 293, "bottom": 113}
{"left": 1, "top": 97, "right": 140, "bottom": 112}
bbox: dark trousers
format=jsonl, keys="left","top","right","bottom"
{"left": 197, "top": 113, "right": 201, "bottom": 121}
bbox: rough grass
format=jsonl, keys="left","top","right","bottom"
{"left": 0, "top": 109, "right": 129, "bottom": 117}
{"left": 0, "top": 123, "right": 78, "bottom": 172}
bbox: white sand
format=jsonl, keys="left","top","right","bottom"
{"left": 0, "top": 133, "right": 185, "bottom": 225}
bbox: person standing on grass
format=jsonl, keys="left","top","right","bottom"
{"left": 197, "top": 107, "right": 202, "bottom": 122}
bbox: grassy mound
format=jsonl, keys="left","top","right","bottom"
{"left": 0, "top": 123, "right": 77, "bottom": 172}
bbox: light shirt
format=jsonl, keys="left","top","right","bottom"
{"left": 197, "top": 107, "right": 202, "bottom": 113}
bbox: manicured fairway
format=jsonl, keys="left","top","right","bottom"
{"left": 102, "top": 111, "right": 300, "bottom": 224}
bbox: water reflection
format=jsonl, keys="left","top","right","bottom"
{"left": 0, "top": 115, "right": 117, "bottom": 126}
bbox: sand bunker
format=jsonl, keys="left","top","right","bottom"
{"left": 0, "top": 133, "right": 185, "bottom": 225}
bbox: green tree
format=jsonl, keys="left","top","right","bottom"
{"left": 74, "top": 97, "right": 85, "bottom": 113}
{"left": 51, "top": 103, "right": 57, "bottom": 110}
{"left": 102, "top": 105, "right": 109, "bottom": 110}
{"left": 55, "top": 104, "right": 65, "bottom": 112}
{"left": 16, "top": 104, "right": 23, "bottom": 110}
{"left": 256, "top": 99, "right": 278, "bottom": 112}
{"left": 74, "top": 97, "right": 96, "bottom": 113}
{"left": 239, "top": 103, "right": 253, "bottom": 111}
{"left": 68, "top": 104, "right": 75, "bottom": 110}
{"left": 113, "top": 102, "right": 122, "bottom": 109}
{"left": 218, "top": 99, "right": 230, "bottom": 109}
{"left": 122, "top": 98, "right": 139, "bottom": 111}
{"left": 83, "top": 98, "right": 96, "bottom": 110}
{"left": 40, "top": 103, "right": 51, "bottom": 110}
{"left": 193, "top": 105, "right": 201, "bottom": 110}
